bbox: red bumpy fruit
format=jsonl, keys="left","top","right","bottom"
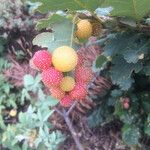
{"left": 70, "top": 82, "right": 87, "bottom": 100}
{"left": 41, "top": 67, "right": 63, "bottom": 87}
{"left": 49, "top": 87, "right": 65, "bottom": 100}
{"left": 33, "top": 50, "right": 52, "bottom": 70}
{"left": 60, "top": 95, "right": 73, "bottom": 107}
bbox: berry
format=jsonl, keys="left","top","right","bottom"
{"left": 33, "top": 50, "right": 52, "bottom": 70}
{"left": 60, "top": 76, "right": 75, "bottom": 92}
{"left": 75, "top": 66, "right": 93, "bottom": 83}
{"left": 76, "top": 19, "right": 92, "bottom": 39}
{"left": 49, "top": 87, "right": 65, "bottom": 100}
{"left": 29, "top": 58, "right": 39, "bottom": 71}
{"left": 123, "top": 102, "right": 130, "bottom": 109}
{"left": 52, "top": 46, "right": 78, "bottom": 72}
{"left": 9, "top": 109, "right": 17, "bottom": 117}
{"left": 41, "top": 67, "right": 63, "bottom": 87}
{"left": 70, "top": 82, "right": 87, "bottom": 100}
{"left": 60, "top": 95, "right": 73, "bottom": 107}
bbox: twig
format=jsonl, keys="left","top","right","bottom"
{"left": 70, "top": 14, "right": 78, "bottom": 47}
{"left": 63, "top": 108, "right": 84, "bottom": 150}
{"left": 54, "top": 103, "right": 84, "bottom": 150}
{"left": 66, "top": 101, "right": 77, "bottom": 116}
{"left": 54, "top": 107, "right": 64, "bottom": 116}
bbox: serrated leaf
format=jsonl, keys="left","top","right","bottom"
{"left": 111, "top": 57, "right": 142, "bottom": 90}
{"left": 46, "top": 96, "right": 59, "bottom": 107}
{"left": 33, "top": 19, "right": 73, "bottom": 51}
{"left": 103, "top": 32, "right": 150, "bottom": 65}
{"left": 123, "top": 40, "right": 150, "bottom": 63}
{"left": 36, "top": 14, "right": 66, "bottom": 30}
{"left": 95, "top": 55, "right": 107, "bottom": 68}
{"left": 102, "top": 0, "right": 150, "bottom": 20}
{"left": 87, "top": 108, "right": 103, "bottom": 127}
{"left": 30, "top": 0, "right": 102, "bottom": 13}
{"left": 122, "top": 124, "right": 140, "bottom": 146}
{"left": 103, "top": 32, "right": 136, "bottom": 57}
{"left": 23, "top": 74, "right": 34, "bottom": 87}
{"left": 33, "top": 32, "right": 54, "bottom": 51}
{"left": 88, "top": 103, "right": 113, "bottom": 128}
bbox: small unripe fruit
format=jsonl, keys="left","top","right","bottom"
{"left": 123, "top": 102, "right": 130, "bottom": 109}
{"left": 60, "top": 76, "right": 75, "bottom": 92}
{"left": 52, "top": 46, "right": 78, "bottom": 72}
{"left": 76, "top": 19, "right": 92, "bottom": 39}
{"left": 9, "top": 109, "right": 17, "bottom": 117}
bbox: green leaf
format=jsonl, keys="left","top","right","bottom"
{"left": 123, "top": 40, "right": 150, "bottom": 63}
{"left": 103, "top": 32, "right": 150, "bottom": 61}
{"left": 30, "top": 0, "right": 102, "bottom": 13}
{"left": 103, "top": 32, "right": 136, "bottom": 57}
{"left": 33, "top": 19, "right": 73, "bottom": 51}
{"left": 46, "top": 96, "right": 59, "bottom": 107}
{"left": 33, "top": 32, "right": 54, "bottom": 51}
{"left": 143, "top": 62, "right": 150, "bottom": 76}
{"left": 95, "top": 55, "right": 107, "bottom": 68}
{"left": 110, "top": 57, "right": 142, "bottom": 90}
{"left": 102, "top": 0, "right": 150, "bottom": 20}
{"left": 36, "top": 14, "right": 66, "bottom": 30}
{"left": 88, "top": 103, "right": 113, "bottom": 128}
{"left": 108, "top": 89, "right": 123, "bottom": 106}
{"left": 23, "top": 74, "right": 34, "bottom": 87}
{"left": 141, "top": 92, "right": 150, "bottom": 114}
{"left": 122, "top": 124, "right": 141, "bottom": 146}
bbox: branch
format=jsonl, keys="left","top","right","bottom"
{"left": 66, "top": 101, "right": 77, "bottom": 116}
{"left": 54, "top": 107, "right": 64, "bottom": 116}
{"left": 63, "top": 109, "right": 84, "bottom": 150}
{"left": 54, "top": 103, "right": 84, "bottom": 150}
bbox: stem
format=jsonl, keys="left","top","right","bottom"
{"left": 70, "top": 14, "right": 78, "bottom": 47}
{"left": 63, "top": 109, "right": 84, "bottom": 150}
{"left": 54, "top": 107, "right": 64, "bottom": 116}
{"left": 54, "top": 103, "right": 84, "bottom": 150}
{"left": 67, "top": 101, "right": 77, "bottom": 116}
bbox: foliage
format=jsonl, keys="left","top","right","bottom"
{"left": 30, "top": 0, "right": 150, "bottom": 148}
{"left": 1, "top": 0, "right": 150, "bottom": 149}
{"left": 102, "top": 0, "right": 150, "bottom": 20}
{"left": 0, "top": 36, "right": 64, "bottom": 149}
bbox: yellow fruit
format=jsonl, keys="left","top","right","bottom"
{"left": 60, "top": 76, "right": 75, "bottom": 92}
{"left": 9, "top": 109, "right": 17, "bottom": 117}
{"left": 76, "top": 19, "right": 92, "bottom": 39}
{"left": 52, "top": 46, "right": 78, "bottom": 72}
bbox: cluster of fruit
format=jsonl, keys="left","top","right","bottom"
{"left": 31, "top": 45, "right": 93, "bottom": 107}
